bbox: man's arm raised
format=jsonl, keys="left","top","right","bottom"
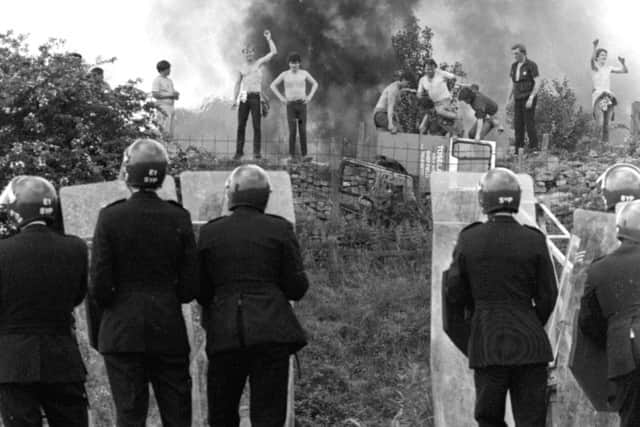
{"left": 256, "top": 30, "right": 277, "bottom": 66}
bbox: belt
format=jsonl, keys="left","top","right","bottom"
{"left": 247, "top": 92, "right": 260, "bottom": 96}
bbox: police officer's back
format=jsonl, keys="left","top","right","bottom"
{"left": 579, "top": 200, "right": 640, "bottom": 426}
{"left": 0, "top": 176, "right": 88, "bottom": 427}
{"left": 198, "top": 165, "right": 309, "bottom": 427}
{"left": 90, "top": 139, "right": 198, "bottom": 427}
{"left": 444, "top": 167, "right": 558, "bottom": 427}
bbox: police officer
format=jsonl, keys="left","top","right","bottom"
{"left": 597, "top": 163, "right": 640, "bottom": 212}
{"left": 579, "top": 200, "right": 640, "bottom": 426}
{"left": 198, "top": 164, "right": 309, "bottom": 427}
{"left": 90, "top": 139, "right": 198, "bottom": 427}
{"left": 444, "top": 167, "right": 558, "bottom": 427}
{"left": 0, "top": 176, "right": 89, "bottom": 427}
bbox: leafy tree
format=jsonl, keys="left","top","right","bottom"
{"left": 391, "top": 19, "right": 466, "bottom": 133}
{"left": 0, "top": 31, "right": 161, "bottom": 188}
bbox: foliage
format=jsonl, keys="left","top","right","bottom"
{"left": 505, "top": 78, "right": 592, "bottom": 151}
{"left": 0, "top": 31, "right": 161, "bottom": 188}
{"left": 391, "top": 19, "right": 466, "bottom": 134}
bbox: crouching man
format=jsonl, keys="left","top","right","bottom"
{"left": 0, "top": 176, "right": 89, "bottom": 427}
{"left": 444, "top": 168, "right": 558, "bottom": 426}
{"left": 198, "top": 165, "right": 309, "bottom": 427}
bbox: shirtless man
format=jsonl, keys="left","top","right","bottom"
{"left": 270, "top": 52, "right": 319, "bottom": 160}
{"left": 373, "top": 71, "right": 413, "bottom": 134}
{"left": 232, "top": 30, "right": 277, "bottom": 160}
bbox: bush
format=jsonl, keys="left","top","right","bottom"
{"left": 0, "top": 31, "right": 160, "bottom": 187}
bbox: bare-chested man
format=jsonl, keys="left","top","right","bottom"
{"left": 373, "top": 71, "right": 413, "bottom": 134}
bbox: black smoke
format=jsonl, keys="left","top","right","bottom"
{"left": 243, "top": 0, "right": 420, "bottom": 147}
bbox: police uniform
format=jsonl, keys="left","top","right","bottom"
{"left": 198, "top": 165, "right": 309, "bottom": 427}
{"left": 579, "top": 204, "right": 640, "bottom": 426}
{"left": 444, "top": 168, "right": 558, "bottom": 427}
{"left": 0, "top": 177, "right": 89, "bottom": 427}
{"left": 90, "top": 139, "right": 198, "bottom": 427}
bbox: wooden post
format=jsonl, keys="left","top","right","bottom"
{"left": 541, "top": 133, "right": 550, "bottom": 152}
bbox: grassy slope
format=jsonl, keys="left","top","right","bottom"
{"left": 294, "top": 227, "right": 433, "bottom": 426}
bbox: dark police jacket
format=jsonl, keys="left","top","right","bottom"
{"left": 444, "top": 215, "right": 558, "bottom": 368}
{"left": 198, "top": 206, "right": 309, "bottom": 355}
{"left": 0, "top": 224, "right": 88, "bottom": 383}
{"left": 579, "top": 240, "right": 640, "bottom": 380}
{"left": 90, "top": 190, "right": 198, "bottom": 355}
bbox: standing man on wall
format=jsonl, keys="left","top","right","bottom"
{"left": 270, "top": 52, "right": 319, "bottom": 162}
{"left": 0, "top": 176, "right": 89, "bottom": 427}
{"left": 233, "top": 30, "right": 277, "bottom": 161}
{"left": 444, "top": 167, "right": 558, "bottom": 426}
{"left": 579, "top": 200, "right": 640, "bottom": 426}
{"left": 507, "top": 44, "right": 541, "bottom": 154}
{"left": 90, "top": 139, "right": 198, "bottom": 427}
{"left": 151, "top": 60, "right": 180, "bottom": 142}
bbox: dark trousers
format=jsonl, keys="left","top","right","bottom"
{"left": 287, "top": 101, "right": 307, "bottom": 156}
{"left": 207, "top": 343, "right": 290, "bottom": 427}
{"left": 613, "top": 368, "right": 640, "bottom": 427}
{"left": 103, "top": 353, "right": 192, "bottom": 427}
{"left": 513, "top": 97, "right": 538, "bottom": 151}
{"left": 473, "top": 364, "right": 547, "bottom": 427}
{"left": 236, "top": 94, "right": 262, "bottom": 157}
{"left": 0, "top": 382, "right": 88, "bottom": 427}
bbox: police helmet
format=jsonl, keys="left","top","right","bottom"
{"left": 616, "top": 199, "right": 640, "bottom": 243}
{"left": 225, "top": 164, "right": 271, "bottom": 212}
{"left": 121, "top": 139, "right": 168, "bottom": 189}
{"left": 478, "top": 167, "right": 521, "bottom": 214}
{"left": 597, "top": 163, "right": 640, "bottom": 211}
{"left": 0, "top": 176, "right": 58, "bottom": 227}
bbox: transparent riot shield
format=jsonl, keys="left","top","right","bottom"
{"left": 430, "top": 171, "right": 536, "bottom": 427}
{"left": 59, "top": 177, "right": 202, "bottom": 426}
{"left": 545, "top": 209, "right": 619, "bottom": 425}
{"left": 179, "top": 170, "right": 296, "bottom": 427}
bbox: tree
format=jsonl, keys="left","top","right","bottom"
{"left": 391, "top": 18, "right": 466, "bottom": 133}
{"left": 0, "top": 31, "right": 161, "bottom": 188}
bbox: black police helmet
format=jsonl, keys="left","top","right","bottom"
{"left": 597, "top": 163, "right": 640, "bottom": 212}
{"left": 121, "top": 139, "right": 168, "bottom": 189}
{"left": 0, "top": 176, "right": 58, "bottom": 227}
{"left": 225, "top": 164, "right": 271, "bottom": 212}
{"left": 478, "top": 167, "right": 521, "bottom": 214}
{"left": 616, "top": 199, "right": 640, "bottom": 243}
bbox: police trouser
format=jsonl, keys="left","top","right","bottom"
{"left": 0, "top": 382, "right": 88, "bottom": 427}
{"left": 207, "top": 343, "right": 290, "bottom": 427}
{"left": 612, "top": 368, "right": 640, "bottom": 427}
{"left": 473, "top": 364, "right": 547, "bottom": 427}
{"left": 103, "top": 353, "right": 191, "bottom": 427}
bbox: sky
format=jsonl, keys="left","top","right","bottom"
{"left": 2, "top": 0, "right": 639, "bottom": 112}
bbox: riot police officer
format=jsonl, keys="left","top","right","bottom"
{"left": 198, "top": 164, "right": 309, "bottom": 427}
{"left": 597, "top": 163, "right": 640, "bottom": 212}
{"left": 579, "top": 200, "right": 640, "bottom": 426}
{"left": 90, "top": 138, "right": 198, "bottom": 427}
{"left": 0, "top": 176, "right": 89, "bottom": 427}
{"left": 444, "top": 167, "right": 558, "bottom": 427}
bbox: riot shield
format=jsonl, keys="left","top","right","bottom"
{"left": 544, "top": 209, "right": 619, "bottom": 425}
{"left": 430, "top": 171, "right": 536, "bottom": 426}
{"left": 179, "top": 170, "right": 297, "bottom": 427}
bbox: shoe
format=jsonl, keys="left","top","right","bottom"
{"left": 233, "top": 153, "right": 243, "bottom": 161}
{"left": 302, "top": 156, "right": 313, "bottom": 162}
{"left": 254, "top": 153, "right": 262, "bottom": 160}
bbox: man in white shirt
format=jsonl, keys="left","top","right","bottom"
{"left": 151, "top": 60, "right": 179, "bottom": 141}
{"left": 233, "top": 30, "right": 277, "bottom": 161}
{"left": 372, "top": 71, "right": 413, "bottom": 134}
{"left": 270, "top": 52, "right": 319, "bottom": 161}
{"left": 417, "top": 59, "right": 458, "bottom": 121}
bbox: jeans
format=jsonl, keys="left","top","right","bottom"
{"left": 287, "top": 101, "right": 307, "bottom": 156}
{"left": 236, "top": 93, "right": 262, "bottom": 156}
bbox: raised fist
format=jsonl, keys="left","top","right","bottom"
{"left": 264, "top": 30, "right": 271, "bottom": 39}
{"left": 618, "top": 56, "right": 626, "bottom": 64}
{"left": 593, "top": 38, "right": 599, "bottom": 47}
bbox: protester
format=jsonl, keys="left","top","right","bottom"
{"left": 372, "top": 71, "right": 413, "bottom": 134}
{"left": 507, "top": 44, "right": 541, "bottom": 153}
{"left": 270, "top": 52, "right": 319, "bottom": 161}
{"left": 458, "top": 85, "right": 500, "bottom": 141}
{"left": 233, "top": 30, "right": 277, "bottom": 161}
{"left": 151, "top": 60, "right": 180, "bottom": 141}
{"left": 590, "top": 38, "right": 628, "bottom": 144}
